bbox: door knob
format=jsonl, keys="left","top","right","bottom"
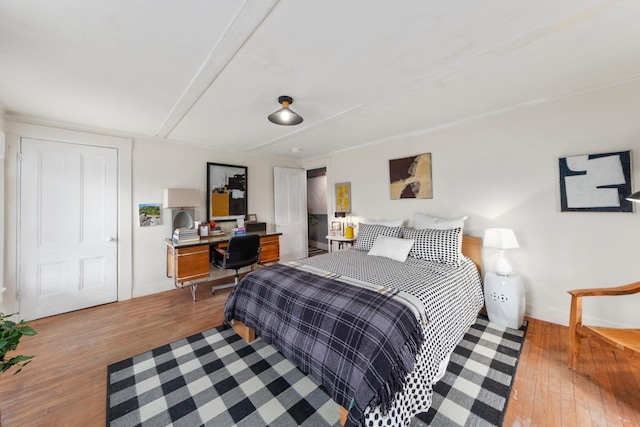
{"left": 106, "top": 237, "right": 116, "bottom": 242}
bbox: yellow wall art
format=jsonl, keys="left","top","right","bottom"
{"left": 335, "top": 182, "right": 351, "bottom": 213}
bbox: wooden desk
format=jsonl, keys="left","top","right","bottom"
{"left": 165, "top": 231, "right": 281, "bottom": 300}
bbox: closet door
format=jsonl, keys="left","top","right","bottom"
{"left": 19, "top": 137, "right": 118, "bottom": 320}
{"left": 274, "top": 167, "right": 308, "bottom": 261}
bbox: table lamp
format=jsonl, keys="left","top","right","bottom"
{"left": 163, "top": 188, "right": 200, "bottom": 233}
{"left": 483, "top": 228, "right": 519, "bottom": 276}
{"left": 483, "top": 228, "right": 525, "bottom": 328}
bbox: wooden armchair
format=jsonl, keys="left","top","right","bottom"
{"left": 568, "top": 281, "right": 640, "bottom": 370}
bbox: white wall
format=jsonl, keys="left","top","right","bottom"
{"left": 312, "top": 78, "right": 640, "bottom": 328}
{"left": 131, "top": 138, "right": 300, "bottom": 297}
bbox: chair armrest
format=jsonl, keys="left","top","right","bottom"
{"left": 568, "top": 281, "right": 640, "bottom": 298}
{"left": 567, "top": 280, "right": 640, "bottom": 370}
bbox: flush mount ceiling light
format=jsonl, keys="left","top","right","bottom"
{"left": 268, "top": 95, "right": 303, "bottom": 125}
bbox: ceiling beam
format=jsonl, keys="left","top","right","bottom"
{"left": 155, "top": 0, "right": 279, "bottom": 139}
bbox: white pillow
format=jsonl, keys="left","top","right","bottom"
{"left": 364, "top": 218, "right": 405, "bottom": 227}
{"left": 367, "top": 235, "right": 415, "bottom": 263}
{"left": 414, "top": 213, "right": 467, "bottom": 230}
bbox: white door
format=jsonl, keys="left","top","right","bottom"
{"left": 274, "top": 167, "right": 308, "bottom": 261}
{"left": 19, "top": 138, "right": 118, "bottom": 320}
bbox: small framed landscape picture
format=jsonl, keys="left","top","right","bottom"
{"left": 139, "top": 203, "right": 161, "bottom": 227}
{"left": 330, "top": 220, "right": 343, "bottom": 236}
{"left": 246, "top": 213, "right": 258, "bottom": 222}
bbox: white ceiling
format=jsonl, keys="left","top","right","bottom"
{"left": 1, "top": 0, "right": 639, "bottom": 160}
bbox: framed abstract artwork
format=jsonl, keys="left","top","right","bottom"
{"left": 559, "top": 150, "right": 632, "bottom": 212}
{"left": 389, "top": 153, "right": 432, "bottom": 199}
{"left": 207, "top": 162, "right": 248, "bottom": 221}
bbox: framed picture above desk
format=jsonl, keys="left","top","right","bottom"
{"left": 207, "top": 162, "right": 248, "bottom": 221}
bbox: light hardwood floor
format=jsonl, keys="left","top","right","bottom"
{"left": 1, "top": 281, "right": 639, "bottom": 427}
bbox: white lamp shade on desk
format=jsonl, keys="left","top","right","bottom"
{"left": 163, "top": 188, "right": 200, "bottom": 209}
{"left": 483, "top": 228, "right": 519, "bottom": 276}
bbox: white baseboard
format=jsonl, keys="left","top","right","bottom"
{"left": 308, "top": 240, "right": 328, "bottom": 251}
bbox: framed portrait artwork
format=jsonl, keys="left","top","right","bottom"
{"left": 207, "top": 162, "right": 248, "bottom": 221}
{"left": 330, "top": 220, "right": 343, "bottom": 236}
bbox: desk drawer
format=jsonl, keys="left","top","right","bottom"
{"left": 168, "top": 244, "right": 210, "bottom": 283}
{"left": 259, "top": 235, "right": 280, "bottom": 265}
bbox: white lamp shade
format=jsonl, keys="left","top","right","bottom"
{"left": 163, "top": 188, "right": 200, "bottom": 209}
{"left": 483, "top": 228, "right": 519, "bottom": 249}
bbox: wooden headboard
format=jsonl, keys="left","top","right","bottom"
{"left": 462, "top": 235, "right": 482, "bottom": 277}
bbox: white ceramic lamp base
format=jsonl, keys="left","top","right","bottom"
{"left": 484, "top": 271, "right": 525, "bottom": 329}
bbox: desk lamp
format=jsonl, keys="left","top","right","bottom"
{"left": 163, "top": 188, "right": 200, "bottom": 234}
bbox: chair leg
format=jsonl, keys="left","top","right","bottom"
{"left": 568, "top": 295, "right": 582, "bottom": 370}
{"left": 212, "top": 270, "right": 240, "bottom": 295}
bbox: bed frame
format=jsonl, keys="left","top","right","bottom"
{"left": 232, "top": 234, "right": 483, "bottom": 425}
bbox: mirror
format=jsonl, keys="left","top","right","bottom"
{"left": 207, "top": 162, "right": 248, "bottom": 221}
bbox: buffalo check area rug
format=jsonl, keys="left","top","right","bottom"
{"left": 107, "top": 316, "right": 527, "bottom": 427}
{"left": 414, "top": 315, "right": 528, "bottom": 426}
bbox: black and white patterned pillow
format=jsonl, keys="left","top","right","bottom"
{"left": 403, "top": 227, "right": 463, "bottom": 266}
{"left": 354, "top": 223, "right": 403, "bottom": 251}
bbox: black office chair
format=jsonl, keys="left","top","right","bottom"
{"left": 212, "top": 234, "right": 261, "bottom": 294}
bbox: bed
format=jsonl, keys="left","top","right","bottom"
{"left": 224, "top": 223, "right": 484, "bottom": 427}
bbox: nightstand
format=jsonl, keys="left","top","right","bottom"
{"left": 325, "top": 235, "right": 356, "bottom": 252}
{"left": 484, "top": 271, "right": 525, "bottom": 329}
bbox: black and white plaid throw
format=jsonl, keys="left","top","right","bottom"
{"left": 224, "top": 263, "right": 424, "bottom": 427}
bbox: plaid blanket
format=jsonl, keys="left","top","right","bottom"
{"left": 223, "top": 263, "right": 424, "bottom": 427}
